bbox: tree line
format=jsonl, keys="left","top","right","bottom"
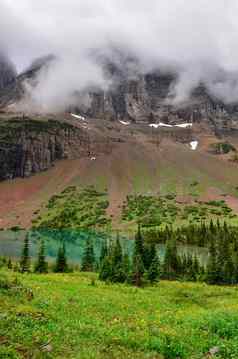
{"left": 4, "top": 228, "right": 160, "bottom": 286}
{"left": 144, "top": 219, "right": 238, "bottom": 247}
{"left": 4, "top": 220, "right": 238, "bottom": 286}
{"left": 16, "top": 235, "right": 68, "bottom": 274}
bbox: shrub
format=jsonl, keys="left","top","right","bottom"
{"left": 210, "top": 142, "right": 236, "bottom": 154}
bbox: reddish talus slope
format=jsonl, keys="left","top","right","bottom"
{"left": 0, "top": 114, "right": 238, "bottom": 228}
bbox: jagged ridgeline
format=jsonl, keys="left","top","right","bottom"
{"left": 2, "top": 52, "right": 238, "bottom": 131}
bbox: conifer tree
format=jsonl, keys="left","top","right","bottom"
{"left": 99, "top": 240, "right": 108, "bottom": 265}
{"left": 81, "top": 238, "right": 95, "bottom": 272}
{"left": 206, "top": 238, "right": 218, "bottom": 284}
{"left": 147, "top": 251, "right": 160, "bottom": 284}
{"left": 34, "top": 240, "right": 48, "bottom": 274}
{"left": 112, "top": 234, "right": 123, "bottom": 267}
{"left": 188, "top": 255, "right": 197, "bottom": 281}
{"left": 111, "top": 234, "right": 125, "bottom": 282}
{"left": 186, "top": 253, "right": 193, "bottom": 271}
{"left": 223, "top": 244, "right": 235, "bottom": 284}
{"left": 209, "top": 219, "right": 215, "bottom": 234}
{"left": 223, "top": 221, "right": 228, "bottom": 234}
{"left": 131, "top": 254, "right": 144, "bottom": 287}
{"left": 216, "top": 236, "right": 226, "bottom": 283}
{"left": 163, "top": 239, "right": 179, "bottom": 279}
{"left": 122, "top": 253, "right": 131, "bottom": 282}
{"left": 20, "top": 234, "right": 31, "bottom": 273}
{"left": 180, "top": 254, "right": 187, "bottom": 277}
{"left": 144, "top": 242, "right": 157, "bottom": 270}
{"left": 99, "top": 255, "right": 113, "bottom": 281}
{"left": 7, "top": 258, "right": 12, "bottom": 270}
{"left": 192, "top": 255, "right": 200, "bottom": 279}
{"left": 134, "top": 224, "right": 145, "bottom": 263}
{"left": 233, "top": 251, "right": 238, "bottom": 284}
{"left": 55, "top": 242, "right": 68, "bottom": 273}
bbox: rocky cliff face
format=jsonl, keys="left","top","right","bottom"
{"left": 0, "top": 55, "right": 55, "bottom": 108}
{"left": 0, "top": 116, "right": 91, "bottom": 180}
{"left": 0, "top": 54, "right": 16, "bottom": 91}
{"left": 86, "top": 71, "right": 238, "bottom": 134}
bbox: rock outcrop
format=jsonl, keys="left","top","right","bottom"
{"left": 87, "top": 72, "right": 238, "bottom": 134}
{"left": 1, "top": 54, "right": 238, "bottom": 134}
{"left": 0, "top": 116, "right": 90, "bottom": 180}
{"left": 0, "top": 55, "right": 55, "bottom": 108}
{"left": 0, "top": 53, "right": 16, "bottom": 91}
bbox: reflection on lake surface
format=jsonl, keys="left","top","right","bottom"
{"left": 0, "top": 230, "right": 209, "bottom": 265}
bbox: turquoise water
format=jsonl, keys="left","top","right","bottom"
{"left": 0, "top": 230, "right": 133, "bottom": 264}
{"left": 0, "top": 229, "right": 208, "bottom": 265}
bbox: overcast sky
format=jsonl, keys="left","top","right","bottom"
{"left": 1, "top": 0, "right": 238, "bottom": 110}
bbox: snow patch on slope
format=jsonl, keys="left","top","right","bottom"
{"left": 71, "top": 113, "right": 86, "bottom": 121}
{"left": 149, "top": 122, "right": 173, "bottom": 128}
{"left": 119, "top": 120, "right": 130, "bottom": 125}
{"left": 190, "top": 141, "right": 198, "bottom": 150}
{"left": 149, "top": 122, "right": 192, "bottom": 129}
{"left": 175, "top": 123, "right": 192, "bottom": 128}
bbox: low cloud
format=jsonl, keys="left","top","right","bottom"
{"left": 1, "top": 0, "right": 238, "bottom": 110}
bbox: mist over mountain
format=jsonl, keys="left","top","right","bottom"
{"left": 1, "top": 1, "right": 238, "bottom": 112}
{"left": 0, "top": 52, "right": 16, "bottom": 90}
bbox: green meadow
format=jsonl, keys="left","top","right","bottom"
{"left": 1, "top": 270, "right": 238, "bottom": 359}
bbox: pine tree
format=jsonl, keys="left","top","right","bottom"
{"left": 122, "top": 253, "right": 131, "bottom": 282}
{"left": 34, "top": 240, "right": 48, "bottom": 274}
{"left": 187, "top": 253, "right": 193, "bottom": 271}
{"left": 180, "top": 254, "right": 187, "bottom": 277}
{"left": 144, "top": 242, "right": 157, "bottom": 270}
{"left": 209, "top": 219, "right": 215, "bottom": 234}
{"left": 188, "top": 255, "right": 198, "bottom": 281}
{"left": 112, "top": 234, "right": 123, "bottom": 267}
{"left": 20, "top": 234, "right": 31, "bottom": 273}
{"left": 192, "top": 255, "right": 200, "bottom": 280}
{"left": 81, "top": 238, "right": 95, "bottom": 272}
{"left": 147, "top": 252, "right": 160, "bottom": 284}
{"left": 55, "top": 242, "right": 68, "bottom": 273}
{"left": 134, "top": 224, "right": 145, "bottom": 262}
{"left": 223, "top": 221, "right": 228, "bottom": 234}
{"left": 163, "top": 239, "right": 179, "bottom": 279}
{"left": 99, "top": 240, "right": 108, "bottom": 265}
{"left": 206, "top": 238, "right": 218, "bottom": 284}
{"left": 233, "top": 251, "right": 238, "bottom": 284}
{"left": 7, "top": 258, "right": 12, "bottom": 270}
{"left": 223, "top": 244, "right": 235, "bottom": 284}
{"left": 131, "top": 254, "right": 144, "bottom": 287}
{"left": 99, "top": 256, "right": 113, "bottom": 281}
{"left": 111, "top": 235, "right": 125, "bottom": 283}
{"left": 216, "top": 236, "right": 226, "bottom": 283}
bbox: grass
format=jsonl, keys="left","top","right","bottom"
{"left": 1, "top": 270, "right": 238, "bottom": 358}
